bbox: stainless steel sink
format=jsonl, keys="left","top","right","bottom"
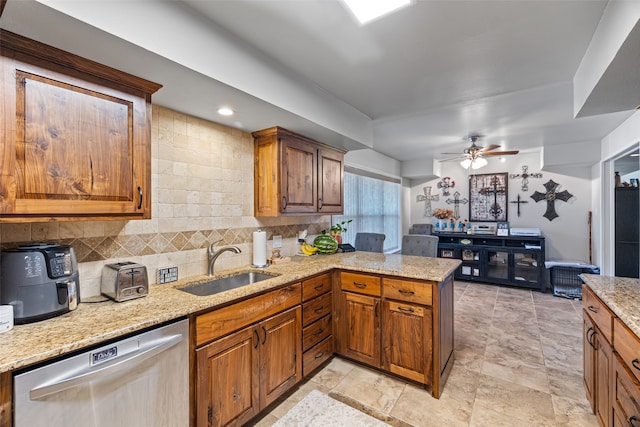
{"left": 177, "top": 272, "right": 279, "bottom": 296}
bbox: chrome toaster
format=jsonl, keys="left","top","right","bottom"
{"left": 101, "top": 262, "right": 149, "bottom": 302}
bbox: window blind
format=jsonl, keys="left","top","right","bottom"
{"left": 333, "top": 167, "right": 401, "bottom": 253}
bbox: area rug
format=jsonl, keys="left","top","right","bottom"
{"left": 272, "top": 389, "right": 391, "bottom": 427}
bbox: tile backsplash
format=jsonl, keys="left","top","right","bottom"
{"left": 0, "top": 106, "right": 330, "bottom": 297}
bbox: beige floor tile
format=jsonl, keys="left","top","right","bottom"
{"left": 474, "top": 374, "right": 556, "bottom": 424}
{"left": 332, "top": 365, "right": 407, "bottom": 414}
{"left": 552, "top": 395, "right": 600, "bottom": 426}
{"left": 470, "top": 403, "right": 556, "bottom": 427}
{"left": 308, "top": 357, "right": 356, "bottom": 389}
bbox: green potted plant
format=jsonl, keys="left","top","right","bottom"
{"left": 324, "top": 219, "right": 352, "bottom": 244}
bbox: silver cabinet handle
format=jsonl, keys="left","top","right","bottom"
{"left": 30, "top": 333, "right": 183, "bottom": 400}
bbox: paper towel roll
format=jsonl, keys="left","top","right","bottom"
{"left": 252, "top": 230, "right": 267, "bottom": 267}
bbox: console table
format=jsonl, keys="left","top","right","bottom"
{"left": 435, "top": 232, "right": 546, "bottom": 292}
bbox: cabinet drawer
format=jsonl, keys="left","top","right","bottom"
{"left": 383, "top": 278, "right": 433, "bottom": 306}
{"left": 340, "top": 272, "right": 381, "bottom": 296}
{"left": 302, "top": 273, "right": 331, "bottom": 302}
{"left": 614, "top": 352, "right": 640, "bottom": 425}
{"left": 303, "top": 314, "right": 332, "bottom": 351}
{"left": 303, "top": 336, "right": 334, "bottom": 377}
{"left": 615, "top": 318, "right": 640, "bottom": 384}
{"left": 302, "top": 292, "right": 332, "bottom": 326}
{"left": 583, "top": 286, "right": 614, "bottom": 344}
{"left": 196, "top": 283, "right": 302, "bottom": 346}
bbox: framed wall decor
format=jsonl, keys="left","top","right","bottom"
{"left": 469, "top": 173, "right": 508, "bottom": 222}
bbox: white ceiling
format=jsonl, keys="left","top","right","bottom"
{"left": 1, "top": 0, "right": 637, "bottom": 167}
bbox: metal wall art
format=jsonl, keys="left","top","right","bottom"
{"left": 437, "top": 176, "right": 455, "bottom": 196}
{"left": 509, "top": 194, "right": 528, "bottom": 217}
{"left": 530, "top": 179, "right": 573, "bottom": 221}
{"left": 509, "top": 165, "right": 542, "bottom": 191}
{"left": 446, "top": 191, "right": 468, "bottom": 220}
{"left": 469, "top": 173, "right": 508, "bottom": 222}
{"left": 416, "top": 186, "right": 439, "bottom": 217}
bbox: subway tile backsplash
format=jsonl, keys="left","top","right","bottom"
{"left": 0, "top": 106, "right": 330, "bottom": 297}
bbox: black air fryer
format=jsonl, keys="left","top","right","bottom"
{"left": 0, "top": 244, "right": 80, "bottom": 324}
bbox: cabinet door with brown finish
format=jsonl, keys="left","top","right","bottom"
{"left": 340, "top": 291, "right": 381, "bottom": 368}
{"left": 584, "top": 311, "right": 597, "bottom": 412}
{"left": 0, "top": 32, "right": 159, "bottom": 221}
{"left": 317, "top": 147, "right": 343, "bottom": 214}
{"left": 259, "top": 306, "right": 302, "bottom": 408}
{"left": 196, "top": 326, "right": 260, "bottom": 427}
{"left": 280, "top": 136, "right": 317, "bottom": 213}
{"left": 382, "top": 300, "right": 433, "bottom": 385}
{"left": 596, "top": 329, "right": 612, "bottom": 427}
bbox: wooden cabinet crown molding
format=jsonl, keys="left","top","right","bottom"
{"left": 0, "top": 30, "right": 162, "bottom": 96}
{"left": 0, "top": 30, "right": 161, "bottom": 222}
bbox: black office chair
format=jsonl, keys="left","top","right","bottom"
{"left": 401, "top": 235, "right": 439, "bottom": 257}
{"left": 354, "top": 232, "right": 386, "bottom": 253}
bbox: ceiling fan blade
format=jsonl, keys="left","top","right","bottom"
{"left": 480, "top": 144, "right": 501, "bottom": 152}
{"left": 482, "top": 150, "right": 519, "bottom": 156}
{"left": 441, "top": 152, "right": 463, "bottom": 155}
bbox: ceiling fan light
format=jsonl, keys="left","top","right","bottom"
{"left": 473, "top": 157, "right": 488, "bottom": 169}
{"left": 460, "top": 159, "right": 472, "bottom": 169}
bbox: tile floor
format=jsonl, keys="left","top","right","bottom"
{"left": 251, "top": 281, "right": 599, "bottom": 426}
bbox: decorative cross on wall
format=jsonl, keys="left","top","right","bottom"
{"left": 509, "top": 165, "right": 542, "bottom": 191}
{"left": 416, "top": 186, "right": 439, "bottom": 217}
{"left": 509, "top": 194, "right": 528, "bottom": 217}
{"left": 530, "top": 179, "right": 573, "bottom": 221}
{"left": 446, "top": 191, "right": 468, "bottom": 220}
{"left": 437, "top": 177, "right": 455, "bottom": 196}
{"left": 479, "top": 175, "right": 507, "bottom": 220}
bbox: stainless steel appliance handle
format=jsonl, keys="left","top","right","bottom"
{"left": 29, "top": 333, "right": 183, "bottom": 400}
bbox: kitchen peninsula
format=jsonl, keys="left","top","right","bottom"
{"left": 0, "top": 252, "right": 459, "bottom": 426}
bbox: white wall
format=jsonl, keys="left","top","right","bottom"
{"left": 596, "top": 111, "right": 640, "bottom": 274}
{"left": 408, "top": 152, "right": 593, "bottom": 262}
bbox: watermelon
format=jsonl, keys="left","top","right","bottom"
{"left": 313, "top": 235, "right": 339, "bottom": 254}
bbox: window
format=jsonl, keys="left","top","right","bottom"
{"left": 333, "top": 166, "right": 401, "bottom": 252}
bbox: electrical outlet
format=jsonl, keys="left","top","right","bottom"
{"left": 273, "top": 235, "right": 282, "bottom": 248}
{"left": 157, "top": 266, "right": 178, "bottom": 284}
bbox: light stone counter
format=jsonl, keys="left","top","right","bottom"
{"left": 0, "top": 252, "right": 460, "bottom": 373}
{"left": 581, "top": 273, "right": 640, "bottom": 337}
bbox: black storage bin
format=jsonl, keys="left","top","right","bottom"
{"left": 549, "top": 265, "right": 600, "bottom": 299}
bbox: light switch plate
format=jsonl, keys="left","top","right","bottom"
{"left": 157, "top": 266, "right": 178, "bottom": 284}
{"left": 273, "top": 235, "right": 282, "bottom": 248}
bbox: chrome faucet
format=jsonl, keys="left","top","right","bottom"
{"left": 207, "top": 240, "right": 242, "bottom": 276}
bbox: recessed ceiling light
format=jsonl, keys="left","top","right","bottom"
{"left": 342, "top": 0, "right": 412, "bottom": 25}
{"left": 217, "top": 107, "right": 234, "bottom": 116}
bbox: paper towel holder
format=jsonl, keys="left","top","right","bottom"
{"left": 252, "top": 229, "right": 268, "bottom": 268}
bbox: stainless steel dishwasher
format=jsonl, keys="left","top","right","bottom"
{"left": 13, "top": 318, "right": 189, "bottom": 427}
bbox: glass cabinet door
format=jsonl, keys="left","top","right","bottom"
{"left": 512, "top": 251, "right": 540, "bottom": 285}
{"left": 486, "top": 250, "right": 509, "bottom": 280}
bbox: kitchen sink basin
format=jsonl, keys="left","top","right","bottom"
{"left": 177, "top": 272, "right": 279, "bottom": 296}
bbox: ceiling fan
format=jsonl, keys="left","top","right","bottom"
{"left": 441, "top": 135, "right": 519, "bottom": 169}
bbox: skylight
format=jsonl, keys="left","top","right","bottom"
{"left": 342, "top": 0, "right": 412, "bottom": 25}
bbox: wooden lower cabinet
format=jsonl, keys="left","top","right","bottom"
{"left": 340, "top": 291, "right": 381, "bottom": 367}
{"left": 596, "top": 330, "right": 613, "bottom": 427}
{"left": 382, "top": 300, "right": 432, "bottom": 384}
{"left": 584, "top": 312, "right": 597, "bottom": 412}
{"left": 613, "top": 353, "right": 640, "bottom": 427}
{"left": 334, "top": 271, "right": 453, "bottom": 398}
{"left": 196, "top": 307, "right": 301, "bottom": 427}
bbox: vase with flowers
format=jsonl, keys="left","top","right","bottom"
{"left": 432, "top": 208, "right": 454, "bottom": 232}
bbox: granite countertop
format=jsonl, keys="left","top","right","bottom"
{"left": 581, "top": 273, "right": 640, "bottom": 337}
{"left": 0, "top": 252, "right": 460, "bottom": 373}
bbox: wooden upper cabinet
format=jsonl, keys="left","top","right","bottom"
{"left": 252, "top": 126, "right": 345, "bottom": 217}
{"left": 0, "top": 30, "right": 161, "bottom": 221}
